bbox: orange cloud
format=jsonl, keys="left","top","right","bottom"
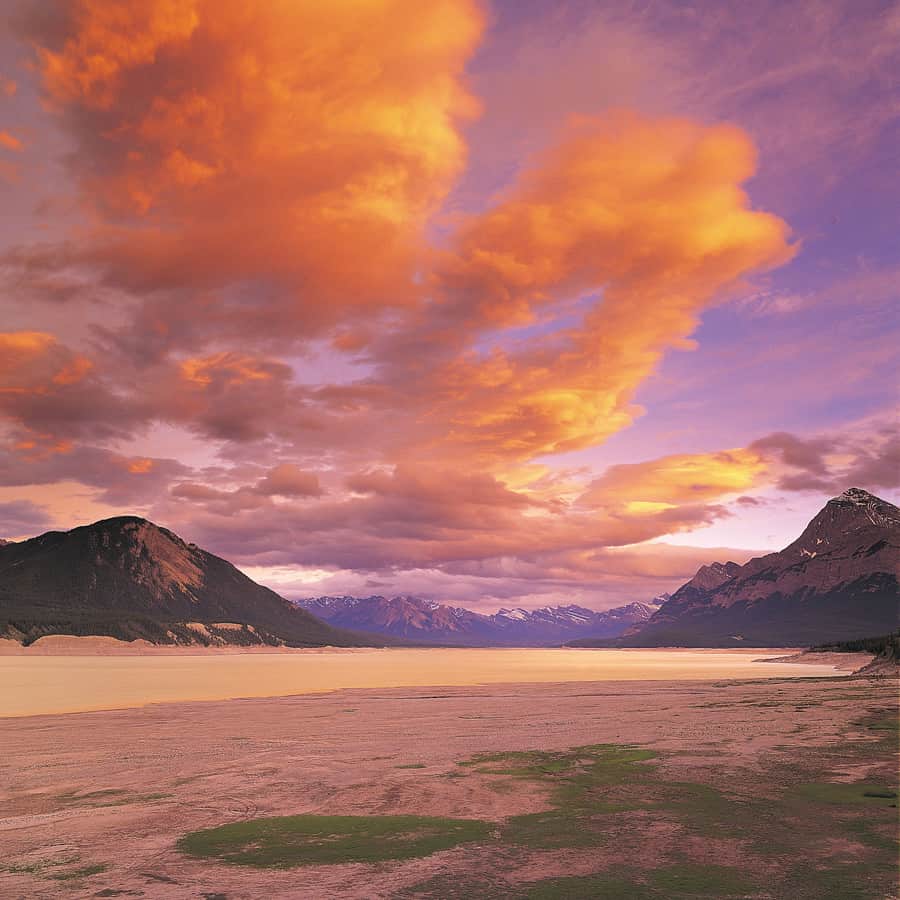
{"left": 52, "top": 356, "right": 94, "bottom": 386}
{"left": 580, "top": 448, "right": 767, "bottom": 510}
{"left": 12, "top": 433, "right": 74, "bottom": 460}
{"left": 153, "top": 352, "right": 298, "bottom": 441}
{"left": 179, "top": 353, "right": 276, "bottom": 388}
{"left": 411, "top": 113, "right": 794, "bottom": 465}
{"left": 0, "top": 131, "right": 22, "bottom": 152}
{"left": 0, "top": 331, "right": 142, "bottom": 445}
{"left": 33, "top": 0, "right": 485, "bottom": 335}
{"left": 0, "top": 332, "right": 91, "bottom": 393}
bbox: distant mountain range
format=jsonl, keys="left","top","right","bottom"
{"left": 571, "top": 488, "right": 900, "bottom": 647}
{"left": 296, "top": 595, "right": 666, "bottom": 646}
{"left": 0, "top": 516, "right": 388, "bottom": 647}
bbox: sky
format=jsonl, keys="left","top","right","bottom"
{"left": 0, "top": 0, "right": 897, "bottom": 612}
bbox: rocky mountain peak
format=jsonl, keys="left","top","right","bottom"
{"left": 791, "top": 488, "right": 900, "bottom": 555}
{"left": 827, "top": 488, "right": 900, "bottom": 524}
{"left": 615, "top": 489, "right": 899, "bottom": 647}
{"left": 687, "top": 561, "right": 741, "bottom": 592}
{"left": 69, "top": 516, "right": 205, "bottom": 596}
{"left": 835, "top": 487, "right": 878, "bottom": 504}
{"left": 0, "top": 516, "right": 365, "bottom": 647}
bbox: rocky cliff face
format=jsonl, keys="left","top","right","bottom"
{"left": 616, "top": 489, "right": 900, "bottom": 647}
{"left": 687, "top": 562, "right": 743, "bottom": 592}
{"left": 0, "top": 516, "right": 375, "bottom": 647}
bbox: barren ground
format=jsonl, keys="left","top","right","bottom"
{"left": 0, "top": 659, "right": 896, "bottom": 899}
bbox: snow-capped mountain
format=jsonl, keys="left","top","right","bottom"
{"left": 294, "top": 595, "right": 665, "bottom": 646}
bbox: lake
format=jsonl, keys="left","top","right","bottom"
{"left": 0, "top": 646, "right": 845, "bottom": 717}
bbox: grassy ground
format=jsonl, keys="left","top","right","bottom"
{"left": 174, "top": 698, "right": 898, "bottom": 898}
{"left": 176, "top": 814, "right": 494, "bottom": 868}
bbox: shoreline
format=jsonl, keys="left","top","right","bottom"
{"left": 0, "top": 645, "right": 870, "bottom": 719}
{"left": 0, "top": 634, "right": 816, "bottom": 656}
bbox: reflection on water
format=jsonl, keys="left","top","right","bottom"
{"left": 0, "top": 648, "right": 842, "bottom": 717}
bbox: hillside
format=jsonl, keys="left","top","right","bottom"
{"left": 577, "top": 489, "right": 899, "bottom": 647}
{"left": 0, "top": 517, "right": 386, "bottom": 647}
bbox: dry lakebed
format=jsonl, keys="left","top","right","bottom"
{"left": 0, "top": 645, "right": 896, "bottom": 899}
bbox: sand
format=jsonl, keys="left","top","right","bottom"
{"left": 0, "top": 645, "right": 857, "bottom": 717}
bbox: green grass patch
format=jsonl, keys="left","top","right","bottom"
{"left": 395, "top": 763, "right": 427, "bottom": 769}
{"left": 655, "top": 781, "right": 751, "bottom": 837}
{"left": 648, "top": 863, "right": 755, "bottom": 897}
{"left": 1, "top": 855, "right": 80, "bottom": 876}
{"left": 2, "top": 862, "right": 46, "bottom": 876}
{"left": 177, "top": 813, "right": 493, "bottom": 868}
{"left": 793, "top": 782, "right": 898, "bottom": 806}
{"left": 522, "top": 872, "right": 657, "bottom": 899}
{"left": 778, "top": 861, "right": 899, "bottom": 900}
{"left": 50, "top": 863, "right": 108, "bottom": 881}
{"left": 461, "top": 745, "right": 657, "bottom": 850}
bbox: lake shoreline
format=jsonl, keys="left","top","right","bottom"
{"left": 0, "top": 646, "right": 864, "bottom": 718}
{"left": 0, "top": 634, "right": 813, "bottom": 656}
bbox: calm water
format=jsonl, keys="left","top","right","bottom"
{"left": 0, "top": 648, "right": 843, "bottom": 717}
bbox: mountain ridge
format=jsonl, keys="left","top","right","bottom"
{"left": 0, "top": 516, "right": 392, "bottom": 647}
{"left": 575, "top": 489, "right": 899, "bottom": 647}
{"left": 296, "top": 594, "right": 666, "bottom": 646}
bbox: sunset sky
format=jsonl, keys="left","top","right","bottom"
{"left": 0, "top": 0, "right": 897, "bottom": 611}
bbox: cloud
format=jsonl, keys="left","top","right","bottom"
{"left": 0, "top": 131, "right": 22, "bottom": 151}
{"left": 0, "top": 331, "right": 140, "bottom": 441}
{"left": 750, "top": 424, "right": 900, "bottom": 494}
{"left": 580, "top": 448, "right": 766, "bottom": 511}
{"left": 162, "top": 351, "right": 297, "bottom": 441}
{"left": 376, "top": 113, "right": 794, "bottom": 465}
{"left": 26, "top": 0, "right": 486, "bottom": 345}
{"left": 256, "top": 464, "right": 322, "bottom": 498}
{"left": 750, "top": 432, "right": 831, "bottom": 476}
{"left": 244, "top": 540, "right": 762, "bottom": 613}
{"left": 843, "top": 436, "right": 900, "bottom": 491}
{"left": 157, "top": 454, "right": 746, "bottom": 581}
{"left": 170, "top": 462, "right": 323, "bottom": 514}
{"left": 0, "top": 498, "right": 53, "bottom": 539}
{"left": 0, "top": 441, "right": 189, "bottom": 505}
{"left": 6, "top": 1, "right": 891, "bottom": 611}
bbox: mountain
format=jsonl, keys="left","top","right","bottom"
{"left": 592, "top": 489, "right": 899, "bottom": 647}
{"left": 0, "top": 516, "right": 387, "bottom": 647}
{"left": 295, "top": 595, "right": 663, "bottom": 646}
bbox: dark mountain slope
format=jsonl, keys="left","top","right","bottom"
{"left": 605, "top": 489, "right": 900, "bottom": 647}
{"left": 0, "top": 516, "right": 383, "bottom": 647}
